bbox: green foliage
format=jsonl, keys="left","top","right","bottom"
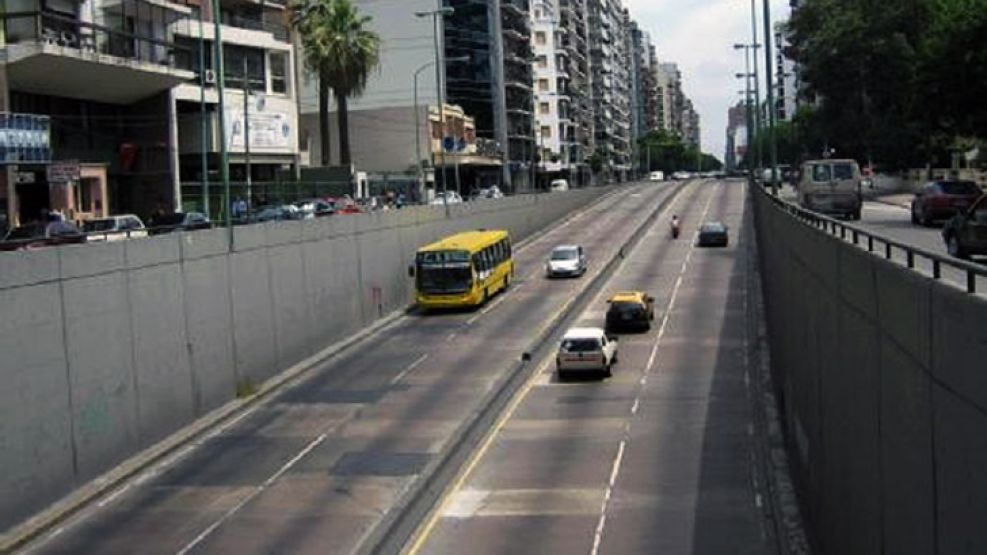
{"left": 638, "top": 130, "right": 722, "bottom": 172}
{"left": 786, "top": 0, "right": 987, "bottom": 170}
{"left": 291, "top": 0, "right": 381, "bottom": 165}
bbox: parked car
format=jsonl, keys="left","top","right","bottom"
{"left": 83, "top": 214, "right": 147, "bottom": 242}
{"left": 430, "top": 191, "right": 464, "bottom": 206}
{"left": 294, "top": 199, "right": 335, "bottom": 218}
{"left": 605, "top": 291, "right": 656, "bottom": 333}
{"left": 0, "top": 220, "right": 86, "bottom": 251}
{"left": 549, "top": 179, "right": 570, "bottom": 192}
{"left": 147, "top": 212, "right": 213, "bottom": 235}
{"left": 911, "top": 180, "right": 983, "bottom": 226}
{"left": 555, "top": 327, "right": 618, "bottom": 379}
{"left": 648, "top": 171, "right": 665, "bottom": 181}
{"left": 942, "top": 194, "right": 987, "bottom": 260}
{"left": 698, "top": 221, "right": 730, "bottom": 247}
{"left": 672, "top": 171, "right": 692, "bottom": 180}
{"left": 546, "top": 244, "right": 587, "bottom": 278}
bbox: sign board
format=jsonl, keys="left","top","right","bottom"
{"left": 47, "top": 160, "right": 80, "bottom": 183}
{"left": 0, "top": 113, "right": 51, "bottom": 164}
{"left": 225, "top": 107, "right": 293, "bottom": 151}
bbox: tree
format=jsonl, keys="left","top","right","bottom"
{"left": 292, "top": 0, "right": 381, "bottom": 166}
{"left": 637, "top": 129, "right": 720, "bottom": 173}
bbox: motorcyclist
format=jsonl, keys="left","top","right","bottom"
{"left": 671, "top": 215, "right": 681, "bottom": 238}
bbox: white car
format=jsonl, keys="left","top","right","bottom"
{"left": 430, "top": 191, "right": 464, "bottom": 205}
{"left": 83, "top": 214, "right": 147, "bottom": 242}
{"left": 546, "top": 244, "right": 587, "bottom": 278}
{"left": 648, "top": 171, "right": 664, "bottom": 181}
{"left": 549, "top": 179, "right": 570, "bottom": 192}
{"left": 556, "top": 327, "right": 618, "bottom": 378}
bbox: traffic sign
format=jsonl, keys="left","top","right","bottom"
{"left": 0, "top": 113, "right": 51, "bottom": 164}
{"left": 47, "top": 160, "right": 80, "bottom": 183}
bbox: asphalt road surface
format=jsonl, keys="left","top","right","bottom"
{"left": 23, "top": 181, "right": 692, "bottom": 555}
{"left": 412, "top": 181, "right": 777, "bottom": 555}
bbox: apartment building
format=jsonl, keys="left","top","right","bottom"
{"left": 587, "top": 0, "right": 630, "bottom": 182}
{"left": 0, "top": 0, "right": 197, "bottom": 225}
{"left": 174, "top": 0, "right": 299, "bottom": 212}
{"left": 557, "top": 0, "right": 593, "bottom": 186}
{"left": 774, "top": 20, "right": 798, "bottom": 121}
{"left": 0, "top": 0, "right": 299, "bottom": 226}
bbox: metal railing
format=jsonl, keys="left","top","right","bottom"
{"left": 760, "top": 184, "right": 987, "bottom": 294}
{"left": 1, "top": 11, "right": 193, "bottom": 70}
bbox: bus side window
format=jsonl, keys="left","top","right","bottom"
{"left": 494, "top": 242, "right": 503, "bottom": 264}
{"left": 505, "top": 238, "right": 512, "bottom": 258}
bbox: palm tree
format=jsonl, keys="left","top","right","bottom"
{"left": 291, "top": 0, "right": 381, "bottom": 166}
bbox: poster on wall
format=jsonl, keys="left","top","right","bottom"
{"left": 225, "top": 104, "right": 294, "bottom": 152}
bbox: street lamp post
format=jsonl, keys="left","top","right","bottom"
{"left": 735, "top": 43, "right": 755, "bottom": 178}
{"left": 749, "top": 0, "right": 762, "bottom": 174}
{"left": 762, "top": 0, "right": 779, "bottom": 195}
{"left": 413, "top": 61, "right": 435, "bottom": 202}
{"left": 416, "top": 5, "right": 455, "bottom": 210}
{"left": 211, "top": 0, "right": 232, "bottom": 246}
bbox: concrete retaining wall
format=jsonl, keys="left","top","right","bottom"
{"left": 0, "top": 188, "right": 608, "bottom": 532}
{"left": 752, "top": 187, "right": 987, "bottom": 554}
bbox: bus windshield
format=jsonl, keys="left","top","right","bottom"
{"left": 417, "top": 250, "right": 474, "bottom": 294}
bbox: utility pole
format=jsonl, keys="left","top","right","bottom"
{"left": 211, "top": 0, "right": 232, "bottom": 245}
{"left": 416, "top": 5, "right": 454, "bottom": 209}
{"left": 750, "top": 0, "right": 762, "bottom": 175}
{"left": 243, "top": 57, "right": 252, "bottom": 207}
{"left": 198, "top": 8, "right": 209, "bottom": 217}
{"left": 762, "top": 0, "right": 779, "bottom": 194}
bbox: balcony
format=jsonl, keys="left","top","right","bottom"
{"left": 1, "top": 10, "right": 194, "bottom": 104}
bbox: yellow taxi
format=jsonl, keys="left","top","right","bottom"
{"left": 605, "top": 291, "right": 655, "bottom": 333}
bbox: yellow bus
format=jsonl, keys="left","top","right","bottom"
{"left": 411, "top": 229, "right": 515, "bottom": 309}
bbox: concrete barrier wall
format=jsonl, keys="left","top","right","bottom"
{"left": 0, "top": 188, "right": 608, "bottom": 532}
{"left": 751, "top": 187, "right": 987, "bottom": 554}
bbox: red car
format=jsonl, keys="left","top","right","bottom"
{"left": 911, "top": 180, "right": 983, "bottom": 226}
{"left": 0, "top": 220, "right": 86, "bottom": 251}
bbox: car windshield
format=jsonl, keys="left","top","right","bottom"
{"left": 5, "top": 224, "right": 43, "bottom": 240}
{"left": 610, "top": 302, "right": 644, "bottom": 316}
{"left": 83, "top": 219, "right": 116, "bottom": 232}
{"left": 418, "top": 267, "right": 472, "bottom": 295}
{"left": 561, "top": 338, "right": 601, "bottom": 352}
{"left": 832, "top": 164, "right": 854, "bottom": 180}
{"left": 702, "top": 223, "right": 726, "bottom": 233}
{"left": 551, "top": 248, "right": 579, "bottom": 261}
{"left": 939, "top": 181, "right": 981, "bottom": 195}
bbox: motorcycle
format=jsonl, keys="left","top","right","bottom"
{"left": 670, "top": 218, "right": 681, "bottom": 239}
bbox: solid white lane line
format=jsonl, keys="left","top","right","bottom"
{"left": 390, "top": 354, "right": 429, "bottom": 386}
{"left": 590, "top": 440, "right": 627, "bottom": 555}
{"left": 175, "top": 433, "right": 327, "bottom": 555}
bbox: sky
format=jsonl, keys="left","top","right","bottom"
{"left": 623, "top": 0, "right": 791, "bottom": 160}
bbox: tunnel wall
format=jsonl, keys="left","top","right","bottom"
{"left": 751, "top": 186, "right": 987, "bottom": 554}
{"left": 0, "top": 188, "right": 609, "bottom": 533}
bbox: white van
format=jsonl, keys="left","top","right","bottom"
{"left": 797, "top": 159, "right": 864, "bottom": 220}
{"left": 83, "top": 214, "right": 147, "bottom": 242}
{"left": 648, "top": 171, "right": 664, "bottom": 182}
{"left": 549, "top": 179, "right": 569, "bottom": 192}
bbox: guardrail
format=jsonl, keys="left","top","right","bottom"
{"left": 760, "top": 184, "right": 987, "bottom": 294}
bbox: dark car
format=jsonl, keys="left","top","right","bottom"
{"left": 605, "top": 291, "right": 656, "bottom": 333}
{"left": 911, "top": 180, "right": 983, "bottom": 226}
{"left": 0, "top": 220, "right": 86, "bottom": 251}
{"left": 942, "top": 194, "right": 987, "bottom": 260}
{"left": 698, "top": 222, "right": 729, "bottom": 247}
{"left": 148, "top": 212, "right": 213, "bottom": 235}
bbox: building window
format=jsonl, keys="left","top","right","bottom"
{"left": 538, "top": 78, "right": 549, "bottom": 92}
{"left": 536, "top": 55, "right": 547, "bottom": 68}
{"left": 535, "top": 31, "right": 546, "bottom": 45}
{"left": 539, "top": 102, "right": 550, "bottom": 115}
{"left": 269, "top": 52, "right": 288, "bottom": 94}
{"left": 541, "top": 126, "right": 551, "bottom": 139}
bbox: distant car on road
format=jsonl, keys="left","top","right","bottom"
{"left": 797, "top": 159, "right": 863, "bottom": 220}
{"left": 1, "top": 220, "right": 86, "bottom": 251}
{"left": 430, "top": 191, "right": 464, "bottom": 205}
{"left": 556, "top": 327, "right": 618, "bottom": 379}
{"left": 293, "top": 199, "right": 335, "bottom": 218}
{"left": 83, "top": 214, "right": 147, "bottom": 242}
{"left": 605, "top": 291, "right": 655, "bottom": 333}
{"left": 671, "top": 171, "right": 692, "bottom": 181}
{"left": 698, "top": 221, "right": 730, "bottom": 247}
{"left": 549, "top": 179, "right": 570, "bottom": 192}
{"left": 942, "top": 194, "right": 987, "bottom": 260}
{"left": 911, "top": 180, "right": 982, "bottom": 226}
{"left": 648, "top": 171, "right": 664, "bottom": 181}
{"left": 148, "top": 212, "right": 213, "bottom": 235}
{"left": 546, "top": 244, "right": 587, "bottom": 278}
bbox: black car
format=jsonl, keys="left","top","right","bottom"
{"left": 148, "top": 212, "right": 213, "bottom": 235}
{"left": 605, "top": 292, "right": 656, "bottom": 333}
{"left": 943, "top": 194, "right": 987, "bottom": 260}
{"left": 0, "top": 220, "right": 86, "bottom": 251}
{"left": 698, "top": 222, "right": 729, "bottom": 247}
